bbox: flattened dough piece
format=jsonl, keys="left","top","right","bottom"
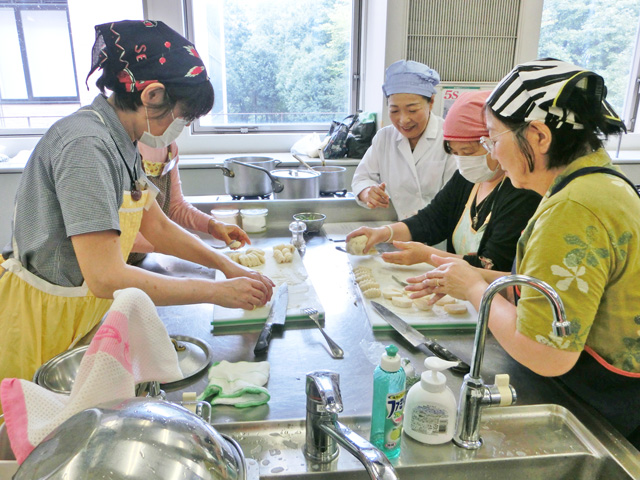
{"left": 362, "top": 287, "right": 381, "bottom": 299}
{"left": 391, "top": 296, "right": 412, "bottom": 308}
{"left": 444, "top": 303, "right": 468, "bottom": 315}
{"left": 382, "top": 287, "right": 404, "bottom": 300}
{"left": 435, "top": 294, "right": 457, "bottom": 306}
{"left": 413, "top": 296, "right": 433, "bottom": 311}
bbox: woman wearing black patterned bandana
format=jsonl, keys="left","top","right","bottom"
{"left": 0, "top": 20, "right": 274, "bottom": 392}
{"left": 409, "top": 58, "right": 640, "bottom": 449}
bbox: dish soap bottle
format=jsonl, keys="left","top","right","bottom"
{"left": 403, "top": 356, "right": 458, "bottom": 444}
{"left": 370, "top": 344, "right": 406, "bottom": 459}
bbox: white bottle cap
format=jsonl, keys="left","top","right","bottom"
{"left": 380, "top": 344, "right": 401, "bottom": 372}
{"left": 421, "top": 357, "right": 458, "bottom": 393}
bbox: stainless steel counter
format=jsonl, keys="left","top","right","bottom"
{"left": 138, "top": 197, "right": 640, "bottom": 477}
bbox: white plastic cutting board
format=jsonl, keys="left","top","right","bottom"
{"left": 347, "top": 254, "right": 478, "bottom": 331}
{"left": 212, "top": 247, "right": 324, "bottom": 333}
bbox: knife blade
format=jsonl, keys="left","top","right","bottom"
{"left": 254, "top": 283, "right": 289, "bottom": 355}
{"left": 370, "top": 301, "right": 470, "bottom": 375}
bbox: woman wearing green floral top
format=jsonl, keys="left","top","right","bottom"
{"left": 404, "top": 59, "right": 640, "bottom": 449}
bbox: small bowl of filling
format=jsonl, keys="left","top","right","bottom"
{"left": 293, "top": 212, "right": 326, "bottom": 234}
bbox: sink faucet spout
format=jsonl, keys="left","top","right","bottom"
{"left": 454, "top": 274, "right": 570, "bottom": 450}
{"left": 305, "top": 371, "right": 399, "bottom": 480}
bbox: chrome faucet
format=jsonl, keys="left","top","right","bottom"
{"left": 453, "top": 274, "right": 571, "bottom": 449}
{"left": 304, "top": 371, "right": 399, "bottom": 480}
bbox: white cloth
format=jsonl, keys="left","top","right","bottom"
{"left": 198, "top": 360, "right": 270, "bottom": 408}
{"left": 351, "top": 117, "right": 456, "bottom": 220}
{"left": 0, "top": 288, "right": 183, "bottom": 464}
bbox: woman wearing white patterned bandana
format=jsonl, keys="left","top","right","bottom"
{"left": 410, "top": 58, "right": 640, "bottom": 449}
{"left": 0, "top": 20, "right": 274, "bottom": 395}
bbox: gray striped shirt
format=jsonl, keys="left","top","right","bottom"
{"left": 3, "top": 95, "right": 143, "bottom": 287}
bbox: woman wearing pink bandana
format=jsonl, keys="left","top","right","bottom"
{"left": 347, "top": 90, "right": 541, "bottom": 273}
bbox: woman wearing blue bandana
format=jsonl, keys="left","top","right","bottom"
{"left": 0, "top": 20, "right": 274, "bottom": 395}
{"left": 351, "top": 60, "right": 457, "bottom": 220}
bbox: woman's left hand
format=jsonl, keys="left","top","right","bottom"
{"left": 208, "top": 219, "right": 251, "bottom": 248}
{"left": 222, "top": 259, "right": 275, "bottom": 301}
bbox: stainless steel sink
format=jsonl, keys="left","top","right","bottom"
{"left": 214, "top": 404, "right": 640, "bottom": 479}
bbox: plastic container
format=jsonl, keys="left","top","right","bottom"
{"left": 240, "top": 208, "right": 268, "bottom": 233}
{"left": 211, "top": 209, "right": 239, "bottom": 226}
{"left": 403, "top": 357, "right": 458, "bottom": 445}
{"left": 370, "top": 344, "right": 406, "bottom": 459}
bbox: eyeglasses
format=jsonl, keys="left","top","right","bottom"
{"left": 480, "top": 129, "right": 511, "bottom": 153}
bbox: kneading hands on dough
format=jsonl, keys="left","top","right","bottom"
{"left": 345, "top": 223, "right": 459, "bottom": 266}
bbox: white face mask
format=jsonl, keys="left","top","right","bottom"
{"left": 454, "top": 154, "right": 501, "bottom": 184}
{"left": 139, "top": 108, "right": 189, "bottom": 149}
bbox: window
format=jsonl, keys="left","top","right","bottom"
{"left": 186, "top": 0, "right": 361, "bottom": 133}
{"left": 538, "top": 0, "right": 640, "bottom": 132}
{"left": 0, "top": 0, "right": 143, "bottom": 132}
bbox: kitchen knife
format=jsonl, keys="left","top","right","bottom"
{"left": 254, "top": 283, "right": 289, "bottom": 355}
{"left": 370, "top": 301, "right": 470, "bottom": 375}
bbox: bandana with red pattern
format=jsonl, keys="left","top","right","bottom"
{"left": 86, "top": 20, "right": 207, "bottom": 92}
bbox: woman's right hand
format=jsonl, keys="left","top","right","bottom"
{"left": 359, "top": 183, "right": 390, "bottom": 209}
{"left": 346, "top": 226, "right": 389, "bottom": 254}
{"left": 211, "top": 277, "right": 272, "bottom": 310}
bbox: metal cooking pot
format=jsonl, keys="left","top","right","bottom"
{"left": 312, "top": 166, "right": 347, "bottom": 193}
{"left": 14, "top": 398, "right": 256, "bottom": 480}
{"left": 212, "top": 156, "right": 283, "bottom": 197}
{"left": 271, "top": 168, "right": 321, "bottom": 199}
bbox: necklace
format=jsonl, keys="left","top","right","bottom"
{"left": 471, "top": 177, "right": 505, "bottom": 230}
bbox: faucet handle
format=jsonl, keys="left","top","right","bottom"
{"left": 487, "top": 374, "right": 516, "bottom": 407}
{"left": 306, "top": 371, "right": 343, "bottom": 414}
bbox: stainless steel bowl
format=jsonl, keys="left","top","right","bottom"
{"left": 14, "top": 398, "right": 254, "bottom": 480}
{"left": 33, "top": 335, "right": 212, "bottom": 394}
{"left": 293, "top": 212, "right": 326, "bottom": 233}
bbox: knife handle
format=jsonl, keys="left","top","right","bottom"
{"left": 254, "top": 322, "right": 273, "bottom": 355}
{"left": 418, "top": 343, "right": 471, "bottom": 375}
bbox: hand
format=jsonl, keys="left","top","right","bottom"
{"left": 381, "top": 241, "right": 432, "bottom": 265}
{"left": 208, "top": 219, "right": 251, "bottom": 248}
{"left": 406, "top": 255, "right": 485, "bottom": 303}
{"left": 220, "top": 257, "right": 274, "bottom": 301}
{"left": 211, "top": 277, "right": 273, "bottom": 309}
{"left": 346, "top": 226, "right": 389, "bottom": 254}
{"left": 359, "top": 183, "right": 389, "bottom": 209}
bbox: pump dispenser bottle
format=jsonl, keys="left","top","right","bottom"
{"left": 403, "top": 356, "right": 458, "bottom": 444}
{"left": 370, "top": 344, "right": 406, "bottom": 459}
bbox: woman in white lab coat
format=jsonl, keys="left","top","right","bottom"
{"left": 351, "top": 60, "right": 457, "bottom": 220}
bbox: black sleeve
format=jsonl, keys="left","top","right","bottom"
{"left": 470, "top": 179, "right": 541, "bottom": 271}
{"left": 402, "top": 171, "right": 473, "bottom": 251}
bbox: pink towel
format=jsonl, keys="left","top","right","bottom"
{"left": 0, "top": 288, "right": 183, "bottom": 464}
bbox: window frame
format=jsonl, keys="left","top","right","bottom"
{"left": 0, "top": 0, "right": 79, "bottom": 106}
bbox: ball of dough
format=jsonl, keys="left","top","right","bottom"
{"left": 228, "top": 240, "right": 242, "bottom": 249}
{"left": 346, "top": 235, "right": 368, "bottom": 255}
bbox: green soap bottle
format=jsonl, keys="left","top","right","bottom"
{"left": 370, "top": 344, "right": 406, "bottom": 459}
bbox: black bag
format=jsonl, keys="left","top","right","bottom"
{"left": 322, "top": 114, "right": 358, "bottom": 159}
{"left": 346, "top": 112, "right": 376, "bottom": 159}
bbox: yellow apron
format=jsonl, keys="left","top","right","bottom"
{"left": 0, "top": 189, "right": 152, "bottom": 398}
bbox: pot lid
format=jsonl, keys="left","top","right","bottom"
{"left": 271, "top": 169, "right": 320, "bottom": 179}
